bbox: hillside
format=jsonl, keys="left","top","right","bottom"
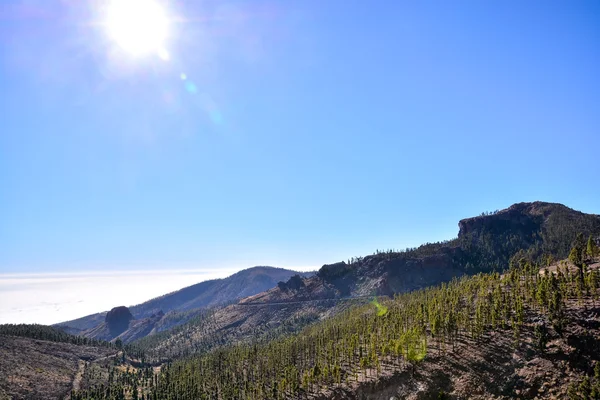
{"left": 76, "top": 307, "right": 167, "bottom": 343}
{"left": 56, "top": 266, "right": 312, "bottom": 338}
{"left": 133, "top": 295, "right": 362, "bottom": 360}
{"left": 129, "top": 266, "right": 312, "bottom": 318}
{"left": 74, "top": 252, "right": 600, "bottom": 399}
{"left": 0, "top": 325, "right": 117, "bottom": 400}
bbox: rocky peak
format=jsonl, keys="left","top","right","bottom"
{"left": 105, "top": 306, "right": 134, "bottom": 337}
{"left": 317, "top": 261, "right": 350, "bottom": 280}
{"left": 457, "top": 201, "right": 562, "bottom": 239}
{"left": 277, "top": 275, "right": 306, "bottom": 291}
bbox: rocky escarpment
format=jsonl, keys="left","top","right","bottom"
{"left": 277, "top": 274, "right": 306, "bottom": 291}
{"left": 459, "top": 202, "right": 600, "bottom": 240}
{"left": 318, "top": 249, "right": 464, "bottom": 297}
{"left": 457, "top": 201, "right": 600, "bottom": 270}
{"left": 458, "top": 202, "right": 548, "bottom": 240}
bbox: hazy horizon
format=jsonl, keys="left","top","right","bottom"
{"left": 0, "top": 264, "right": 317, "bottom": 325}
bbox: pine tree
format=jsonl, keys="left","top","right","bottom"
{"left": 534, "top": 323, "right": 548, "bottom": 353}
{"left": 570, "top": 233, "right": 586, "bottom": 269}
{"left": 588, "top": 235, "right": 598, "bottom": 259}
{"left": 580, "top": 376, "right": 592, "bottom": 399}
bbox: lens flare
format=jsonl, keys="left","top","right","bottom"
{"left": 372, "top": 297, "right": 388, "bottom": 316}
{"left": 105, "top": 0, "right": 169, "bottom": 57}
{"left": 185, "top": 81, "right": 197, "bottom": 94}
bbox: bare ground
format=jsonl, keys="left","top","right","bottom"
{"left": 0, "top": 336, "right": 115, "bottom": 400}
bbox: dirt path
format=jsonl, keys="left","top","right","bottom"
{"left": 64, "top": 360, "right": 86, "bottom": 400}
{"left": 64, "top": 352, "right": 119, "bottom": 400}
{"left": 237, "top": 295, "right": 376, "bottom": 307}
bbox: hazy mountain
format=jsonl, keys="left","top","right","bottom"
{"left": 129, "top": 266, "right": 313, "bottom": 318}
{"left": 55, "top": 266, "right": 313, "bottom": 341}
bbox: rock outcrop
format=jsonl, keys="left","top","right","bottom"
{"left": 105, "top": 306, "right": 134, "bottom": 337}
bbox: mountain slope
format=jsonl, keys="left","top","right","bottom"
{"left": 137, "top": 256, "right": 600, "bottom": 400}
{"left": 0, "top": 325, "right": 117, "bottom": 400}
{"left": 130, "top": 266, "right": 312, "bottom": 318}
{"left": 78, "top": 308, "right": 166, "bottom": 343}
{"left": 56, "top": 266, "right": 313, "bottom": 340}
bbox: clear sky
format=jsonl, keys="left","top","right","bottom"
{"left": 1, "top": 0, "right": 599, "bottom": 274}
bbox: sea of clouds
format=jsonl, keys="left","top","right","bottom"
{"left": 0, "top": 268, "right": 244, "bottom": 325}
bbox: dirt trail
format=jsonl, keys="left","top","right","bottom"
{"left": 64, "top": 360, "right": 85, "bottom": 400}
{"left": 64, "top": 352, "right": 119, "bottom": 400}
{"left": 238, "top": 295, "right": 376, "bottom": 307}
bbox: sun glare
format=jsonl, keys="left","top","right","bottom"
{"left": 105, "top": 0, "right": 169, "bottom": 57}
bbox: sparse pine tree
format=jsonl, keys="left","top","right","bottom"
{"left": 589, "top": 235, "right": 598, "bottom": 259}
{"left": 534, "top": 323, "right": 548, "bottom": 353}
{"left": 570, "top": 233, "right": 586, "bottom": 269}
{"left": 580, "top": 376, "right": 592, "bottom": 399}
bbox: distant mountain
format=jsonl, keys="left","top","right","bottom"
{"left": 55, "top": 266, "right": 313, "bottom": 341}
{"left": 130, "top": 266, "right": 313, "bottom": 318}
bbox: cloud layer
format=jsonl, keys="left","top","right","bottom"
{"left": 0, "top": 268, "right": 240, "bottom": 325}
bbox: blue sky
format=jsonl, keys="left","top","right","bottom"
{"left": 1, "top": 0, "right": 599, "bottom": 274}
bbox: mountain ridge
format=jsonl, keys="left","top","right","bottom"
{"left": 55, "top": 266, "right": 313, "bottom": 341}
{"left": 130, "top": 201, "right": 600, "bottom": 360}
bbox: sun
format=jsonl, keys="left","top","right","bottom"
{"left": 105, "top": 0, "right": 170, "bottom": 58}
